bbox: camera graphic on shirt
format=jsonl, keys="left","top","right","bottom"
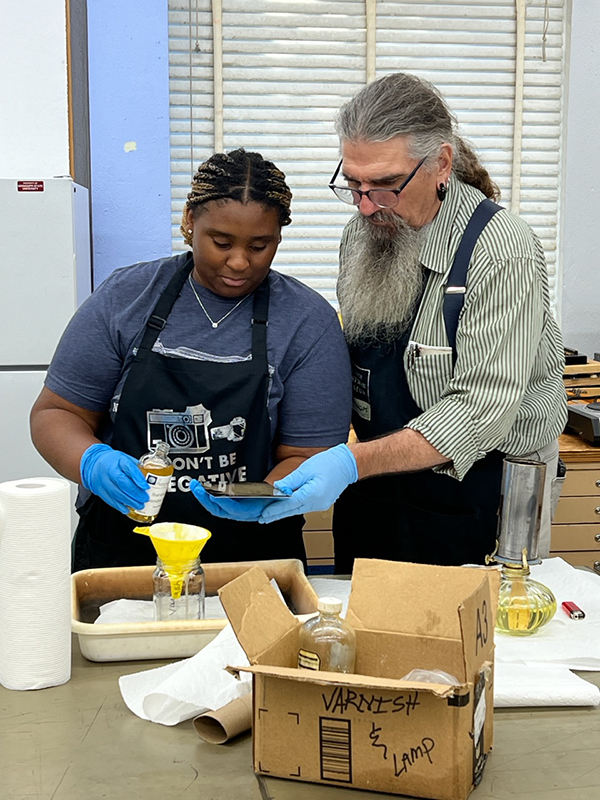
{"left": 147, "top": 403, "right": 212, "bottom": 454}
{"left": 210, "top": 416, "right": 246, "bottom": 443}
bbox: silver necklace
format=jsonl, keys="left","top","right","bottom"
{"left": 188, "top": 274, "right": 249, "bottom": 328}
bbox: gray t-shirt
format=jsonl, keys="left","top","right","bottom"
{"left": 46, "top": 253, "right": 352, "bottom": 457}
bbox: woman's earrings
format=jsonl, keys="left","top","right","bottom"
{"left": 437, "top": 183, "right": 448, "bottom": 201}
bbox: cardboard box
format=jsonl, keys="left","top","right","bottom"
{"left": 303, "top": 508, "right": 334, "bottom": 531}
{"left": 72, "top": 559, "right": 318, "bottom": 662}
{"left": 219, "top": 559, "right": 500, "bottom": 800}
{"left": 303, "top": 529, "right": 335, "bottom": 574}
{"left": 302, "top": 530, "right": 334, "bottom": 558}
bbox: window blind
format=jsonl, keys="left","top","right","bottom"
{"left": 169, "top": 0, "right": 566, "bottom": 308}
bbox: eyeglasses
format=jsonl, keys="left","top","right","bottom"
{"left": 328, "top": 157, "right": 426, "bottom": 208}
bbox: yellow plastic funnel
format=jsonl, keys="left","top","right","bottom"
{"left": 134, "top": 522, "right": 211, "bottom": 599}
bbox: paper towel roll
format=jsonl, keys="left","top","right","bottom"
{"left": 193, "top": 693, "right": 253, "bottom": 743}
{"left": 0, "top": 477, "right": 72, "bottom": 690}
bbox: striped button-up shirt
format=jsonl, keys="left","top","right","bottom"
{"left": 340, "top": 174, "right": 567, "bottom": 480}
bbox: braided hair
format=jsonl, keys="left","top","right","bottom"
{"left": 181, "top": 148, "right": 292, "bottom": 246}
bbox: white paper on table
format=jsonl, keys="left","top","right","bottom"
{"left": 119, "top": 623, "right": 251, "bottom": 726}
{"left": 95, "top": 595, "right": 229, "bottom": 624}
{"left": 495, "top": 558, "right": 600, "bottom": 670}
{"left": 494, "top": 663, "right": 600, "bottom": 707}
{"left": 96, "top": 599, "right": 156, "bottom": 624}
{"left": 97, "top": 578, "right": 284, "bottom": 624}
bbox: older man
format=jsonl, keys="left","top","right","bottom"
{"left": 194, "top": 72, "right": 567, "bottom": 569}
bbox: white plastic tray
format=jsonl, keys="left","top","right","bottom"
{"left": 72, "top": 559, "right": 318, "bottom": 662}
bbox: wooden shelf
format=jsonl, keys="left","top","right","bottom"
{"left": 563, "top": 359, "right": 600, "bottom": 376}
{"left": 559, "top": 431, "right": 600, "bottom": 463}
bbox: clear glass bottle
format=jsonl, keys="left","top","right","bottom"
{"left": 298, "top": 596, "right": 356, "bottom": 673}
{"left": 496, "top": 563, "right": 557, "bottom": 636}
{"left": 127, "top": 441, "right": 173, "bottom": 523}
{"left": 153, "top": 556, "right": 205, "bottom": 621}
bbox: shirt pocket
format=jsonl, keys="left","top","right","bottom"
{"left": 405, "top": 341, "right": 454, "bottom": 411}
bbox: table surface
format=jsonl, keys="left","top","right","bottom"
{"left": 559, "top": 430, "right": 600, "bottom": 464}
{"left": 1, "top": 637, "right": 600, "bottom": 800}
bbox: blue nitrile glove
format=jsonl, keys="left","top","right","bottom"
{"left": 189, "top": 479, "right": 279, "bottom": 522}
{"left": 80, "top": 443, "right": 149, "bottom": 515}
{"left": 259, "top": 444, "right": 359, "bottom": 524}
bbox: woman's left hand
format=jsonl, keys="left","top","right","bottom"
{"left": 189, "top": 479, "right": 277, "bottom": 522}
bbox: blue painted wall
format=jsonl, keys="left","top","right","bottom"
{"left": 87, "top": 0, "right": 172, "bottom": 287}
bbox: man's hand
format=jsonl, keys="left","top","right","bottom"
{"left": 259, "top": 444, "right": 359, "bottom": 523}
{"left": 80, "top": 443, "right": 149, "bottom": 515}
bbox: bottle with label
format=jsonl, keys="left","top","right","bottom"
{"left": 127, "top": 441, "right": 173, "bottom": 523}
{"left": 298, "top": 596, "right": 356, "bottom": 673}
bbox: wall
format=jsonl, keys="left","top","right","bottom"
{"left": 0, "top": 1, "right": 81, "bottom": 523}
{"left": 84, "top": 2, "right": 600, "bottom": 353}
{"left": 0, "top": 2, "right": 70, "bottom": 177}
{"left": 87, "top": 0, "right": 172, "bottom": 286}
{"left": 12, "top": 1, "right": 592, "bottom": 345}
{"left": 561, "top": 0, "right": 600, "bottom": 357}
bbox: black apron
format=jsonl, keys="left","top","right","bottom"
{"left": 73, "top": 259, "right": 304, "bottom": 570}
{"left": 334, "top": 293, "right": 504, "bottom": 573}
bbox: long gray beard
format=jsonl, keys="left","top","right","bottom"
{"left": 337, "top": 212, "right": 429, "bottom": 346}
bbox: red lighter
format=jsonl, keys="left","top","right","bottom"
{"left": 561, "top": 601, "right": 585, "bottom": 620}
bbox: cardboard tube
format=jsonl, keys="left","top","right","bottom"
{"left": 193, "top": 692, "right": 252, "bottom": 744}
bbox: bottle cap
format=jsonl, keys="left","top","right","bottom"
{"left": 317, "top": 596, "right": 343, "bottom": 614}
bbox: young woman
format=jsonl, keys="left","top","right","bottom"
{"left": 31, "top": 149, "right": 351, "bottom": 569}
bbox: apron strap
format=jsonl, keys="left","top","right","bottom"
{"left": 138, "top": 255, "right": 194, "bottom": 352}
{"left": 250, "top": 278, "right": 270, "bottom": 370}
{"left": 443, "top": 198, "right": 503, "bottom": 364}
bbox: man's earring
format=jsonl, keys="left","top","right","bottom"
{"left": 188, "top": 229, "right": 193, "bottom": 234}
{"left": 437, "top": 183, "right": 448, "bottom": 201}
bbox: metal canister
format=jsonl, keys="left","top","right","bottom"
{"left": 494, "top": 458, "right": 547, "bottom": 566}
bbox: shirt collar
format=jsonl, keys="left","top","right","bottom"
{"left": 419, "top": 173, "right": 463, "bottom": 275}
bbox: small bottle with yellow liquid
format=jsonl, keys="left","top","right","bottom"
{"left": 496, "top": 559, "right": 557, "bottom": 636}
{"left": 298, "top": 597, "right": 356, "bottom": 673}
{"left": 127, "top": 441, "right": 173, "bottom": 523}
